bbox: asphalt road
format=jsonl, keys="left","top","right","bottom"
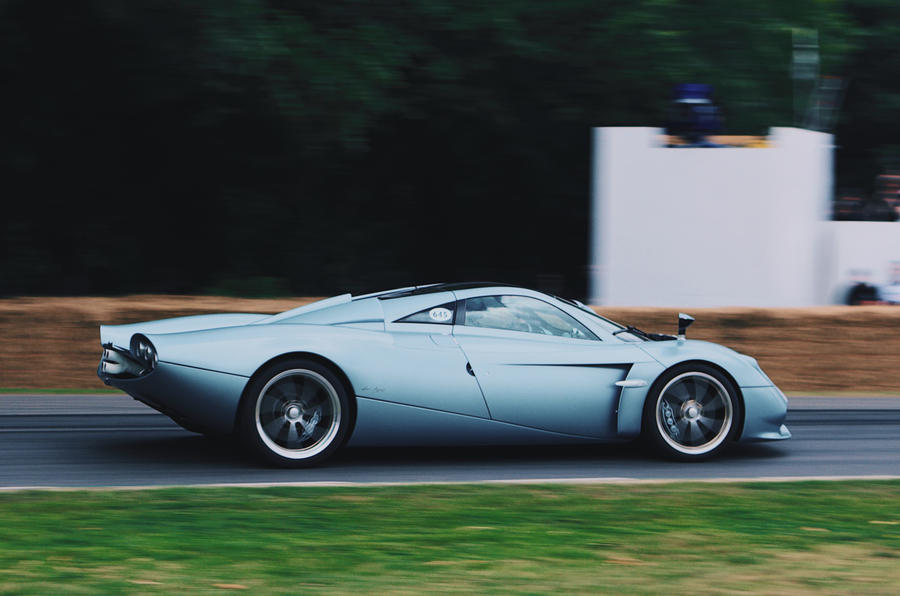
{"left": 1, "top": 394, "right": 899, "bottom": 488}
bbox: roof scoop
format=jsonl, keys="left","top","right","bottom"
{"left": 677, "top": 313, "right": 694, "bottom": 341}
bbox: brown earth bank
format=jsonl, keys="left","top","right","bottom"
{"left": 1, "top": 296, "right": 899, "bottom": 392}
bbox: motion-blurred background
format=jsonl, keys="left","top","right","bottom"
{"left": 2, "top": 1, "right": 899, "bottom": 299}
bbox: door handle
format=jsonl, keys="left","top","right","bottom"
{"left": 466, "top": 362, "right": 475, "bottom": 377}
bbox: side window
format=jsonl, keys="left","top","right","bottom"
{"left": 395, "top": 302, "right": 455, "bottom": 325}
{"left": 462, "top": 295, "right": 598, "bottom": 340}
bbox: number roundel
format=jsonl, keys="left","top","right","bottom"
{"left": 429, "top": 307, "right": 453, "bottom": 322}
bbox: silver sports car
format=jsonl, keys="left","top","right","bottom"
{"left": 98, "top": 283, "right": 790, "bottom": 467}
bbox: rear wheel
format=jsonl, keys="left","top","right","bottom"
{"left": 238, "top": 358, "right": 350, "bottom": 467}
{"left": 643, "top": 364, "right": 740, "bottom": 460}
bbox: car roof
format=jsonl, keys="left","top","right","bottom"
{"left": 354, "top": 282, "right": 520, "bottom": 301}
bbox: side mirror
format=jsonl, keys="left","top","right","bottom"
{"left": 677, "top": 313, "right": 694, "bottom": 341}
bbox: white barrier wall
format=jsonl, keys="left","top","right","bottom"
{"left": 589, "top": 127, "right": 834, "bottom": 307}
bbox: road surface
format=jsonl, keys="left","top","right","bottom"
{"left": 1, "top": 394, "right": 898, "bottom": 488}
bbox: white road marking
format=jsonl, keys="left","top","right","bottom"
{"left": 2, "top": 475, "right": 900, "bottom": 492}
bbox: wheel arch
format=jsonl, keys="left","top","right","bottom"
{"left": 236, "top": 351, "right": 358, "bottom": 442}
{"left": 641, "top": 359, "right": 746, "bottom": 440}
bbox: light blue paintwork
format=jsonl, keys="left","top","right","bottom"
{"left": 348, "top": 397, "right": 611, "bottom": 447}
{"left": 101, "top": 313, "right": 267, "bottom": 347}
{"left": 109, "top": 361, "right": 248, "bottom": 434}
{"left": 615, "top": 360, "right": 666, "bottom": 437}
{"left": 98, "top": 284, "right": 790, "bottom": 446}
{"left": 452, "top": 327, "right": 642, "bottom": 437}
{"left": 639, "top": 340, "right": 774, "bottom": 388}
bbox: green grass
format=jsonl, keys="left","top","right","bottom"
{"left": 1, "top": 481, "right": 900, "bottom": 593}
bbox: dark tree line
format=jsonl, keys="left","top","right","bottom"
{"left": 0, "top": 1, "right": 894, "bottom": 298}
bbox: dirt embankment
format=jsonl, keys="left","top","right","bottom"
{"left": 0, "top": 296, "right": 316, "bottom": 390}
{"left": 1, "top": 297, "right": 899, "bottom": 392}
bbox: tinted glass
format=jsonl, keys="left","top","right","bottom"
{"left": 395, "top": 302, "right": 455, "bottom": 325}
{"left": 463, "top": 295, "right": 597, "bottom": 340}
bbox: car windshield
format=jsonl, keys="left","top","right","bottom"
{"left": 555, "top": 296, "right": 648, "bottom": 341}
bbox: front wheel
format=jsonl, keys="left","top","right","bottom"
{"left": 238, "top": 358, "right": 351, "bottom": 467}
{"left": 643, "top": 364, "right": 740, "bottom": 460}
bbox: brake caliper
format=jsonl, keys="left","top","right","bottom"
{"left": 661, "top": 401, "right": 679, "bottom": 438}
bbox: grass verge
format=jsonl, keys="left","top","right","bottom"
{"left": 1, "top": 481, "right": 899, "bottom": 593}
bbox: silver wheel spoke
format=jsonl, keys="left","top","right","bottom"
{"left": 666, "top": 383, "right": 690, "bottom": 403}
{"left": 696, "top": 382, "right": 715, "bottom": 405}
{"left": 683, "top": 420, "right": 695, "bottom": 443}
{"left": 272, "top": 385, "right": 291, "bottom": 402}
{"left": 287, "top": 376, "right": 303, "bottom": 400}
{"left": 704, "top": 399, "right": 724, "bottom": 413}
{"left": 688, "top": 378, "right": 700, "bottom": 400}
{"left": 260, "top": 391, "right": 281, "bottom": 412}
{"left": 286, "top": 421, "right": 299, "bottom": 446}
{"left": 298, "top": 379, "right": 319, "bottom": 404}
{"left": 655, "top": 372, "right": 734, "bottom": 455}
{"left": 696, "top": 418, "right": 714, "bottom": 440}
{"left": 698, "top": 414, "right": 719, "bottom": 429}
{"left": 254, "top": 368, "right": 343, "bottom": 460}
{"left": 263, "top": 417, "right": 284, "bottom": 438}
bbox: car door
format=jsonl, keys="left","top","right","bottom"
{"left": 372, "top": 291, "right": 490, "bottom": 418}
{"left": 451, "top": 293, "right": 649, "bottom": 437}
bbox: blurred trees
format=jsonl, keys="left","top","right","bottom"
{"left": 0, "top": 0, "right": 887, "bottom": 297}
{"left": 835, "top": 0, "right": 900, "bottom": 190}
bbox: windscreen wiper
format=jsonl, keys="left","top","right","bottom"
{"left": 612, "top": 325, "right": 648, "bottom": 339}
{"left": 613, "top": 325, "right": 675, "bottom": 341}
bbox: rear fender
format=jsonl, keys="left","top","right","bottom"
{"left": 145, "top": 324, "right": 387, "bottom": 379}
{"left": 100, "top": 313, "right": 267, "bottom": 348}
{"left": 236, "top": 351, "right": 359, "bottom": 443}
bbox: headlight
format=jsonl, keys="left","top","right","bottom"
{"left": 130, "top": 335, "right": 158, "bottom": 370}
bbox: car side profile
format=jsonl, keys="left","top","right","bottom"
{"left": 98, "top": 283, "right": 790, "bottom": 467}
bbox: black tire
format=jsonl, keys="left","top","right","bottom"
{"left": 238, "top": 358, "right": 351, "bottom": 467}
{"left": 642, "top": 363, "right": 741, "bottom": 461}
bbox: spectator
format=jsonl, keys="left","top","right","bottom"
{"left": 834, "top": 193, "right": 866, "bottom": 220}
{"left": 888, "top": 190, "right": 900, "bottom": 221}
{"left": 665, "top": 83, "right": 722, "bottom": 147}
{"left": 872, "top": 171, "right": 900, "bottom": 221}
{"left": 883, "top": 262, "right": 900, "bottom": 305}
{"left": 862, "top": 197, "right": 897, "bottom": 221}
{"left": 845, "top": 270, "right": 882, "bottom": 305}
{"left": 833, "top": 172, "right": 900, "bottom": 221}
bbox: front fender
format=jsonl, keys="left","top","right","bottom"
{"left": 637, "top": 340, "right": 773, "bottom": 388}
{"left": 616, "top": 360, "right": 665, "bottom": 438}
{"left": 613, "top": 339, "right": 778, "bottom": 439}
